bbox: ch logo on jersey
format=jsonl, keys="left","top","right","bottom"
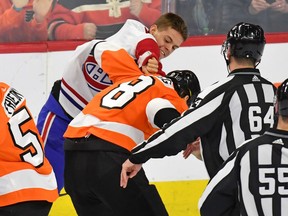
{"left": 83, "top": 55, "right": 112, "bottom": 92}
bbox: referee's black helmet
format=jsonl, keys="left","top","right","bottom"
{"left": 166, "top": 70, "right": 201, "bottom": 105}
{"left": 276, "top": 78, "right": 288, "bottom": 117}
{"left": 222, "top": 22, "right": 266, "bottom": 65}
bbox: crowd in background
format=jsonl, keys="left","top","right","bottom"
{"left": 1, "top": 1, "right": 288, "bottom": 214}
{"left": 173, "top": 0, "right": 288, "bottom": 36}
{"left": 0, "top": 0, "right": 287, "bottom": 43}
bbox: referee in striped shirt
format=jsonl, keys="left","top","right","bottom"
{"left": 199, "top": 78, "right": 288, "bottom": 216}
{"left": 120, "top": 22, "right": 276, "bottom": 187}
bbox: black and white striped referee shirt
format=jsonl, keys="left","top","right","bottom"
{"left": 199, "top": 128, "right": 288, "bottom": 216}
{"left": 129, "top": 68, "right": 276, "bottom": 178}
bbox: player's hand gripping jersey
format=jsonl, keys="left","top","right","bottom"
{"left": 64, "top": 74, "right": 188, "bottom": 151}
{"left": 59, "top": 19, "right": 163, "bottom": 118}
{"left": 0, "top": 83, "right": 58, "bottom": 206}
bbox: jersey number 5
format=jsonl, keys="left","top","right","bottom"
{"left": 8, "top": 107, "right": 44, "bottom": 168}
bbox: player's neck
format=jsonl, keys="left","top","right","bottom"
{"left": 228, "top": 63, "right": 254, "bottom": 72}
{"left": 277, "top": 117, "right": 288, "bottom": 131}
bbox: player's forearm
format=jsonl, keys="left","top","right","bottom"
{"left": 129, "top": 136, "right": 184, "bottom": 164}
{"left": 135, "top": 38, "right": 160, "bottom": 68}
{"left": 130, "top": 121, "right": 191, "bottom": 164}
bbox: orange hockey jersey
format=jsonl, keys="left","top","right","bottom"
{"left": 64, "top": 73, "right": 188, "bottom": 151}
{"left": 0, "top": 83, "right": 58, "bottom": 206}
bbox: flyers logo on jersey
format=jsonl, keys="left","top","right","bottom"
{"left": 83, "top": 55, "right": 112, "bottom": 92}
{"left": 2, "top": 88, "right": 24, "bottom": 117}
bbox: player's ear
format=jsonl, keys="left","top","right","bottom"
{"left": 226, "top": 47, "right": 232, "bottom": 60}
{"left": 184, "top": 95, "right": 189, "bottom": 102}
{"left": 149, "top": 24, "right": 158, "bottom": 35}
{"left": 274, "top": 100, "right": 279, "bottom": 115}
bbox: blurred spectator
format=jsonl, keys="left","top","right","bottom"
{"left": 211, "top": 0, "right": 252, "bottom": 35}
{"left": 48, "top": 0, "right": 161, "bottom": 40}
{"left": 168, "top": 0, "right": 288, "bottom": 36}
{"left": 248, "top": 0, "right": 288, "bottom": 32}
{"left": 176, "top": 0, "right": 212, "bottom": 35}
{"left": 0, "top": 0, "right": 54, "bottom": 43}
{"left": 162, "top": 0, "right": 240, "bottom": 36}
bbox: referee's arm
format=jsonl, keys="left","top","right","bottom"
{"left": 199, "top": 150, "right": 240, "bottom": 216}
{"left": 129, "top": 93, "right": 225, "bottom": 164}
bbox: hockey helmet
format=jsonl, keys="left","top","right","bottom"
{"left": 276, "top": 78, "right": 288, "bottom": 117}
{"left": 221, "top": 22, "right": 266, "bottom": 64}
{"left": 166, "top": 70, "right": 201, "bottom": 104}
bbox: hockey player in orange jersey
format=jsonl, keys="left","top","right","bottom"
{"left": 63, "top": 49, "right": 201, "bottom": 216}
{"left": 37, "top": 12, "right": 188, "bottom": 194}
{"left": 0, "top": 82, "right": 58, "bottom": 215}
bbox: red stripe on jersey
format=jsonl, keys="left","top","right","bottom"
{"left": 41, "top": 112, "right": 55, "bottom": 145}
{"left": 61, "top": 79, "right": 89, "bottom": 105}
